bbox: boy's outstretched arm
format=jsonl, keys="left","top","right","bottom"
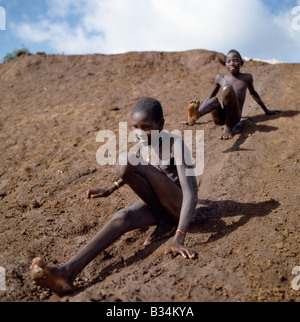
{"left": 248, "top": 75, "right": 278, "bottom": 115}
{"left": 87, "top": 179, "right": 125, "bottom": 199}
{"left": 164, "top": 140, "right": 198, "bottom": 259}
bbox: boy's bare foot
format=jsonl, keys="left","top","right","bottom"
{"left": 186, "top": 100, "right": 200, "bottom": 126}
{"left": 143, "top": 222, "right": 176, "bottom": 246}
{"left": 219, "top": 126, "right": 233, "bottom": 140}
{"left": 30, "top": 257, "right": 73, "bottom": 295}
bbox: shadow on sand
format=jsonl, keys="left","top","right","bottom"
{"left": 223, "top": 110, "right": 299, "bottom": 153}
{"left": 191, "top": 198, "right": 280, "bottom": 244}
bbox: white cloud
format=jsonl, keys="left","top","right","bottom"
{"left": 10, "top": 0, "right": 300, "bottom": 62}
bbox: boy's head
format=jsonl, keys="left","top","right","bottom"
{"left": 132, "top": 97, "right": 165, "bottom": 145}
{"left": 226, "top": 49, "right": 243, "bottom": 75}
{"left": 132, "top": 97, "right": 164, "bottom": 122}
{"left": 227, "top": 49, "right": 244, "bottom": 65}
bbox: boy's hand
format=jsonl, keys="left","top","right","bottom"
{"left": 164, "top": 241, "right": 197, "bottom": 259}
{"left": 87, "top": 188, "right": 113, "bottom": 200}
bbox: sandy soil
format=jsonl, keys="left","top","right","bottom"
{"left": 0, "top": 49, "right": 299, "bottom": 302}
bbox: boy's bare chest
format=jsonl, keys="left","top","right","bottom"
{"left": 140, "top": 145, "right": 176, "bottom": 172}
{"left": 220, "top": 75, "right": 247, "bottom": 94}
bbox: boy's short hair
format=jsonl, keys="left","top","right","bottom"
{"left": 133, "top": 97, "right": 164, "bottom": 122}
{"left": 227, "top": 49, "right": 244, "bottom": 66}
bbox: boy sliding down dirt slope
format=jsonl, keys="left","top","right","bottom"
{"left": 184, "top": 49, "right": 278, "bottom": 139}
{"left": 30, "top": 97, "right": 198, "bottom": 295}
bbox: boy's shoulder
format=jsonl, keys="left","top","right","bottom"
{"left": 240, "top": 72, "right": 253, "bottom": 77}
{"left": 239, "top": 72, "right": 254, "bottom": 83}
{"left": 162, "top": 131, "right": 183, "bottom": 144}
{"left": 161, "top": 131, "right": 186, "bottom": 151}
{"left": 215, "top": 73, "right": 227, "bottom": 82}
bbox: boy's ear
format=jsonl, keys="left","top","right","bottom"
{"left": 159, "top": 118, "right": 165, "bottom": 131}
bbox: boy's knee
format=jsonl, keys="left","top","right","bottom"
{"left": 116, "top": 152, "right": 137, "bottom": 178}
{"left": 111, "top": 208, "right": 133, "bottom": 228}
{"left": 211, "top": 97, "right": 219, "bottom": 105}
{"left": 222, "top": 84, "right": 234, "bottom": 95}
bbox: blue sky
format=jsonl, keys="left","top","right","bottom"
{"left": 0, "top": 0, "right": 299, "bottom": 63}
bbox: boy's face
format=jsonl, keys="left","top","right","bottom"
{"left": 132, "top": 111, "right": 164, "bottom": 146}
{"left": 226, "top": 53, "right": 242, "bottom": 75}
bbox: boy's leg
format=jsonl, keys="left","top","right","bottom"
{"left": 198, "top": 97, "right": 221, "bottom": 119}
{"left": 118, "top": 153, "right": 183, "bottom": 245}
{"left": 197, "top": 97, "right": 228, "bottom": 126}
{"left": 191, "top": 86, "right": 240, "bottom": 139}
{"left": 118, "top": 153, "right": 183, "bottom": 222}
{"left": 31, "top": 157, "right": 183, "bottom": 294}
{"left": 183, "top": 98, "right": 220, "bottom": 125}
{"left": 218, "top": 85, "right": 241, "bottom": 140}
{"left": 31, "top": 201, "right": 157, "bottom": 294}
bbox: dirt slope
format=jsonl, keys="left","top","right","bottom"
{"left": 0, "top": 49, "right": 299, "bottom": 302}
